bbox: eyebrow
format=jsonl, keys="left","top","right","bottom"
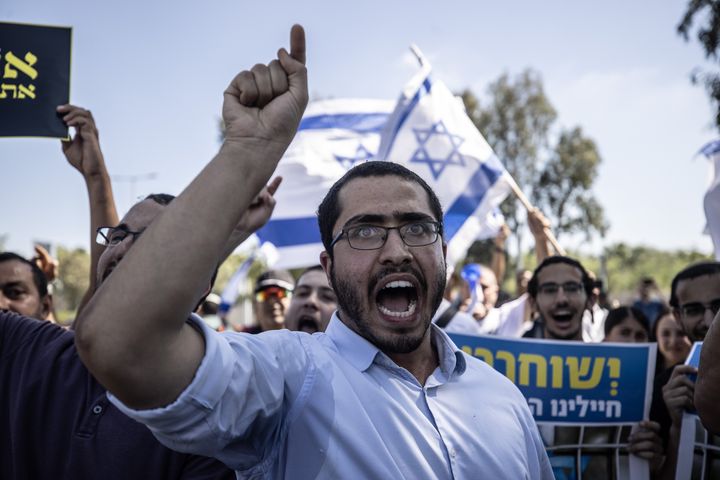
{"left": 343, "top": 211, "right": 435, "bottom": 227}
{"left": 683, "top": 298, "right": 720, "bottom": 305}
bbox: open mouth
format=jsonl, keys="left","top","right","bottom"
{"left": 297, "top": 315, "right": 319, "bottom": 333}
{"left": 376, "top": 280, "right": 418, "bottom": 320}
{"left": 550, "top": 312, "right": 574, "bottom": 327}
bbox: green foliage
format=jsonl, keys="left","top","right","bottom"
{"left": 601, "top": 243, "right": 712, "bottom": 297}
{"left": 462, "top": 69, "right": 607, "bottom": 245}
{"left": 462, "top": 70, "right": 557, "bottom": 234}
{"left": 509, "top": 243, "right": 712, "bottom": 301}
{"left": 678, "top": 0, "right": 720, "bottom": 131}
{"left": 55, "top": 246, "right": 90, "bottom": 313}
{"left": 534, "top": 127, "right": 608, "bottom": 240}
{"left": 213, "top": 253, "right": 281, "bottom": 302}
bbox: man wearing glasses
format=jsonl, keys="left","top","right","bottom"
{"left": 522, "top": 256, "right": 593, "bottom": 341}
{"left": 76, "top": 26, "right": 552, "bottom": 478}
{"left": 657, "top": 262, "right": 720, "bottom": 474}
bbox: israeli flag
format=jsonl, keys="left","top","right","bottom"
{"left": 255, "top": 99, "right": 395, "bottom": 268}
{"left": 376, "top": 64, "right": 512, "bottom": 265}
{"left": 700, "top": 139, "right": 720, "bottom": 260}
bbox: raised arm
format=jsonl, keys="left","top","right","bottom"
{"left": 527, "top": 207, "right": 552, "bottom": 261}
{"left": 490, "top": 223, "right": 509, "bottom": 285}
{"left": 696, "top": 313, "right": 720, "bottom": 434}
{"left": 56, "top": 105, "right": 119, "bottom": 317}
{"left": 75, "top": 25, "right": 308, "bottom": 410}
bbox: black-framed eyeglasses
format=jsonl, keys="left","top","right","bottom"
{"left": 537, "top": 281, "right": 584, "bottom": 297}
{"left": 96, "top": 226, "right": 145, "bottom": 246}
{"left": 679, "top": 299, "right": 720, "bottom": 318}
{"left": 330, "top": 221, "right": 442, "bottom": 251}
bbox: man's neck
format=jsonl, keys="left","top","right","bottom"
{"left": 386, "top": 332, "right": 439, "bottom": 385}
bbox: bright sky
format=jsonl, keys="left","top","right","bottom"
{"left": 1, "top": 0, "right": 716, "bottom": 259}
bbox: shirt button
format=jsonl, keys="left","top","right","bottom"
{"left": 450, "top": 449, "right": 457, "bottom": 458}
{"left": 92, "top": 405, "right": 103, "bottom": 414}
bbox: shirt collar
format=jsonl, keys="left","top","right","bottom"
{"left": 431, "top": 323, "right": 467, "bottom": 378}
{"left": 325, "top": 312, "right": 467, "bottom": 377}
{"left": 325, "top": 313, "right": 379, "bottom": 372}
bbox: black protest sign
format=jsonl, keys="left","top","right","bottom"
{"left": 0, "top": 22, "right": 72, "bottom": 138}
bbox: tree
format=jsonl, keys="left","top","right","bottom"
{"left": 462, "top": 70, "right": 556, "bottom": 241}
{"left": 462, "top": 69, "right": 607, "bottom": 258}
{"left": 678, "top": 0, "right": 720, "bottom": 131}
{"left": 55, "top": 246, "right": 90, "bottom": 314}
{"left": 534, "top": 127, "right": 608, "bottom": 240}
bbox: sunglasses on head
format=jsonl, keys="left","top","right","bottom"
{"left": 255, "top": 286, "right": 291, "bottom": 302}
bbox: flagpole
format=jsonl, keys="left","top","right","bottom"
{"left": 504, "top": 175, "right": 566, "bottom": 256}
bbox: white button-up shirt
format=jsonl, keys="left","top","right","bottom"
{"left": 110, "top": 314, "right": 553, "bottom": 479}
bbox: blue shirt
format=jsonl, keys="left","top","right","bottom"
{"left": 111, "top": 314, "right": 553, "bottom": 479}
{"left": 0, "top": 310, "right": 233, "bottom": 480}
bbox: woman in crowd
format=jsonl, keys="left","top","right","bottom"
{"left": 603, "top": 306, "right": 651, "bottom": 343}
{"left": 652, "top": 309, "right": 691, "bottom": 373}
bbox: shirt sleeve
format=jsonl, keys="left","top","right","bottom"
{"left": 516, "top": 394, "right": 555, "bottom": 479}
{"left": 108, "top": 315, "right": 313, "bottom": 472}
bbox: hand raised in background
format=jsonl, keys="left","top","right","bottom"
{"left": 220, "top": 176, "right": 282, "bottom": 260}
{"left": 57, "top": 105, "right": 106, "bottom": 179}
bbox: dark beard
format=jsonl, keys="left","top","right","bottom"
{"left": 329, "top": 262, "right": 446, "bottom": 355}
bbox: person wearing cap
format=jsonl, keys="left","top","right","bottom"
{"left": 197, "top": 293, "right": 224, "bottom": 331}
{"left": 250, "top": 269, "right": 294, "bottom": 333}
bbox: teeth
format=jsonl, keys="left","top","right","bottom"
{"left": 383, "top": 280, "right": 413, "bottom": 289}
{"left": 378, "top": 300, "right": 417, "bottom": 318}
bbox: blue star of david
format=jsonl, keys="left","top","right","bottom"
{"left": 410, "top": 121, "right": 466, "bottom": 180}
{"left": 334, "top": 143, "right": 374, "bottom": 169}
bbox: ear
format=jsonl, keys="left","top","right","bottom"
{"left": 527, "top": 294, "right": 537, "bottom": 313}
{"left": 41, "top": 294, "right": 53, "bottom": 321}
{"left": 320, "top": 251, "right": 332, "bottom": 285}
{"left": 673, "top": 307, "right": 689, "bottom": 335}
{"left": 442, "top": 241, "right": 447, "bottom": 260}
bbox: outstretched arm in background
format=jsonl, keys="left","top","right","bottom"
{"left": 219, "top": 176, "right": 282, "bottom": 262}
{"left": 490, "top": 223, "right": 509, "bottom": 286}
{"left": 75, "top": 25, "right": 308, "bottom": 410}
{"left": 57, "top": 105, "right": 119, "bottom": 318}
{"left": 696, "top": 312, "right": 720, "bottom": 434}
{"left": 527, "top": 207, "right": 552, "bottom": 262}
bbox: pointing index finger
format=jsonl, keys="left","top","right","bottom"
{"left": 290, "top": 24, "right": 306, "bottom": 65}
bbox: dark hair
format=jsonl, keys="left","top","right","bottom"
{"left": 669, "top": 262, "right": 720, "bottom": 308}
{"left": 144, "top": 193, "right": 175, "bottom": 206}
{"left": 0, "top": 252, "right": 49, "bottom": 298}
{"left": 296, "top": 265, "right": 325, "bottom": 285}
{"left": 650, "top": 305, "right": 673, "bottom": 342}
{"left": 317, "top": 161, "right": 444, "bottom": 259}
{"left": 604, "top": 306, "right": 650, "bottom": 338}
{"left": 527, "top": 255, "right": 593, "bottom": 299}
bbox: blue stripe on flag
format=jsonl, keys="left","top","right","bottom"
{"left": 256, "top": 216, "right": 321, "bottom": 247}
{"left": 257, "top": 159, "right": 502, "bottom": 249}
{"left": 700, "top": 139, "right": 720, "bottom": 157}
{"left": 299, "top": 113, "right": 389, "bottom": 133}
{"left": 443, "top": 161, "right": 504, "bottom": 240}
{"left": 382, "top": 76, "right": 433, "bottom": 157}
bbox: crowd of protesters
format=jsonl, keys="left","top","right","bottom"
{"left": 1, "top": 24, "right": 719, "bottom": 480}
